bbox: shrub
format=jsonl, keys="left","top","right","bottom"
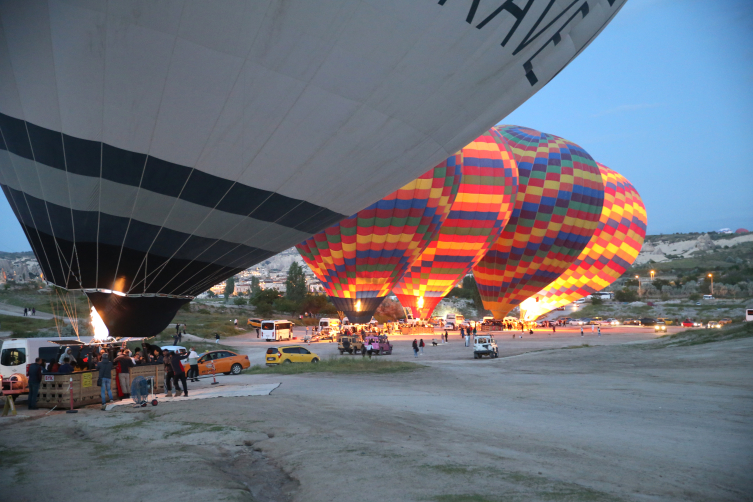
{"left": 233, "top": 297, "right": 247, "bottom": 306}
{"left": 688, "top": 293, "right": 701, "bottom": 301}
{"left": 615, "top": 288, "right": 638, "bottom": 302}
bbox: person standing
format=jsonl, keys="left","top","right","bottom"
{"left": 170, "top": 350, "right": 189, "bottom": 397}
{"left": 163, "top": 350, "right": 175, "bottom": 397}
{"left": 114, "top": 350, "right": 135, "bottom": 398}
{"left": 234, "top": 318, "right": 238, "bottom": 328}
{"left": 187, "top": 348, "right": 200, "bottom": 382}
{"left": 215, "top": 332, "right": 220, "bottom": 344}
{"left": 419, "top": 339, "right": 425, "bottom": 354}
{"left": 32, "top": 307, "right": 36, "bottom": 316}
{"left": 552, "top": 324, "right": 556, "bottom": 334}
{"left": 23, "top": 307, "right": 27, "bottom": 317}
{"left": 460, "top": 326, "right": 465, "bottom": 339}
{"left": 412, "top": 339, "right": 419, "bottom": 358}
{"left": 581, "top": 326, "right": 584, "bottom": 337}
{"left": 472, "top": 325, "right": 477, "bottom": 337}
{"left": 27, "top": 357, "right": 43, "bottom": 409}
{"left": 591, "top": 323, "right": 595, "bottom": 333}
{"left": 597, "top": 325, "right": 601, "bottom": 337}
{"left": 465, "top": 332, "right": 470, "bottom": 347}
{"left": 97, "top": 354, "right": 113, "bottom": 410}
{"left": 444, "top": 330, "right": 448, "bottom": 343}
{"left": 256, "top": 327, "right": 260, "bottom": 338}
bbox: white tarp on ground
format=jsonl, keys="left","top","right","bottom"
{"left": 105, "top": 382, "right": 281, "bottom": 410}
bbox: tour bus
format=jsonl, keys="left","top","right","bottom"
{"left": 444, "top": 313, "right": 464, "bottom": 329}
{"left": 746, "top": 308, "right": 753, "bottom": 322}
{"left": 1, "top": 337, "right": 93, "bottom": 380}
{"left": 261, "top": 320, "right": 294, "bottom": 341}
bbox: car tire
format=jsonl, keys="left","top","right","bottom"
{"left": 339, "top": 350, "right": 344, "bottom": 355}
{"left": 283, "top": 359, "right": 292, "bottom": 364}
{"left": 311, "top": 358, "right": 319, "bottom": 364}
{"left": 230, "top": 364, "right": 242, "bottom": 375}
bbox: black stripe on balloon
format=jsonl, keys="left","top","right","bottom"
{"left": 2, "top": 184, "right": 276, "bottom": 296}
{"left": 0, "top": 112, "right": 345, "bottom": 234}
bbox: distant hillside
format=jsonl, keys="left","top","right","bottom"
{"left": 0, "top": 251, "right": 34, "bottom": 260}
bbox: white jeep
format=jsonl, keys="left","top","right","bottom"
{"left": 473, "top": 336, "right": 499, "bottom": 359}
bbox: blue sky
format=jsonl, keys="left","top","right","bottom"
{"left": 1, "top": 0, "right": 751, "bottom": 252}
{"left": 501, "top": 0, "right": 753, "bottom": 235}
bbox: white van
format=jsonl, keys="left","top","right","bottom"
{"left": 319, "top": 318, "right": 340, "bottom": 332}
{"left": 444, "top": 313, "right": 465, "bottom": 329}
{"left": 703, "top": 295, "right": 714, "bottom": 300}
{"left": 1, "top": 337, "right": 93, "bottom": 380}
{"left": 746, "top": 308, "right": 753, "bottom": 322}
{"left": 261, "top": 320, "right": 294, "bottom": 341}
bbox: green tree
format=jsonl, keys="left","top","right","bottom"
{"left": 224, "top": 277, "right": 235, "bottom": 302}
{"left": 462, "top": 275, "right": 485, "bottom": 313}
{"left": 614, "top": 288, "right": 638, "bottom": 302}
{"left": 300, "top": 294, "right": 331, "bottom": 315}
{"left": 285, "top": 262, "right": 307, "bottom": 303}
{"left": 250, "top": 276, "right": 262, "bottom": 296}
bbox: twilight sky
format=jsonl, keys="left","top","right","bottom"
{"left": 1, "top": 0, "right": 751, "bottom": 252}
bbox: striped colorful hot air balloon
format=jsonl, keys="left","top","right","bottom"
{"left": 520, "top": 163, "right": 647, "bottom": 319}
{"left": 393, "top": 131, "right": 519, "bottom": 319}
{"left": 296, "top": 159, "right": 461, "bottom": 323}
{"left": 472, "top": 126, "right": 605, "bottom": 319}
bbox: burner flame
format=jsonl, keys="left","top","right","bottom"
{"left": 90, "top": 306, "right": 109, "bottom": 341}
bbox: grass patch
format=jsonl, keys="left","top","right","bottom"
{"left": 0, "top": 313, "right": 58, "bottom": 337}
{"left": 653, "top": 322, "right": 753, "bottom": 348}
{"left": 243, "top": 356, "right": 423, "bottom": 375}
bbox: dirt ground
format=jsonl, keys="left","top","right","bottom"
{"left": 1, "top": 328, "right": 751, "bottom": 502}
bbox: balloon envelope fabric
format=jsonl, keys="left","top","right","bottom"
{"left": 520, "top": 163, "right": 647, "bottom": 319}
{"left": 472, "top": 126, "right": 604, "bottom": 319}
{"left": 296, "top": 158, "right": 461, "bottom": 323}
{"left": 394, "top": 130, "right": 519, "bottom": 319}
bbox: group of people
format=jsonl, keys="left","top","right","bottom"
{"left": 25, "top": 343, "right": 203, "bottom": 411}
{"left": 173, "top": 323, "right": 187, "bottom": 344}
{"left": 411, "top": 338, "right": 426, "bottom": 357}
{"left": 22, "top": 306, "right": 36, "bottom": 316}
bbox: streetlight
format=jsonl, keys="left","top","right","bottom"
{"left": 635, "top": 275, "right": 641, "bottom": 296}
{"left": 650, "top": 270, "right": 655, "bottom": 281}
{"left": 708, "top": 273, "right": 713, "bottom": 296}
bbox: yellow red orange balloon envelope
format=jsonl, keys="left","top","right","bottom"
{"left": 296, "top": 157, "right": 461, "bottom": 323}
{"left": 520, "top": 163, "right": 647, "bottom": 320}
{"left": 473, "top": 126, "right": 604, "bottom": 319}
{"left": 394, "top": 130, "right": 519, "bottom": 319}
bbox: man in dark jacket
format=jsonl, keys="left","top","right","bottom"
{"left": 163, "top": 349, "right": 175, "bottom": 397}
{"left": 170, "top": 351, "right": 189, "bottom": 397}
{"left": 97, "top": 354, "right": 114, "bottom": 409}
{"left": 27, "top": 357, "right": 43, "bottom": 409}
{"left": 58, "top": 357, "right": 74, "bottom": 374}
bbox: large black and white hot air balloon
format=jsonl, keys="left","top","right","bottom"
{"left": 0, "top": 0, "right": 626, "bottom": 336}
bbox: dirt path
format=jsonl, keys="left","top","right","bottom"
{"left": 1, "top": 333, "right": 750, "bottom": 502}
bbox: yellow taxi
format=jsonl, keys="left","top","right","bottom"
{"left": 265, "top": 345, "right": 320, "bottom": 366}
{"left": 183, "top": 350, "right": 251, "bottom": 375}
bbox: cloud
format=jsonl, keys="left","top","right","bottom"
{"left": 591, "top": 103, "right": 664, "bottom": 118}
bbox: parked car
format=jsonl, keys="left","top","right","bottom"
{"left": 338, "top": 334, "right": 364, "bottom": 355}
{"left": 364, "top": 335, "right": 393, "bottom": 355}
{"left": 639, "top": 318, "right": 657, "bottom": 326}
{"left": 656, "top": 317, "right": 675, "bottom": 325}
{"left": 623, "top": 318, "right": 640, "bottom": 326}
{"left": 588, "top": 317, "right": 605, "bottom": 325}
{"left": 183, "top": 350, "right": 250, "bottom": 375}
{"left": 707, "top": 321, "right": 722, "bottom": 329}
{"left": 473, "top": 335, "right": 499, "bottom": 359}
{"left": 719, "top": 318, "right": 732, "bottom": 325}
{"left": 681, "top": 319, "right": 701, "bottom": 327}
{"left": 605, "top": 318, "right": 620, "bottom": 326}
{"left": 161, "top": 345, "right": 187, "bottom": 354}
{"left": 654, "top": 321, "right": 667, "bottom": 333}
{"left": 265, "top": 346, "right": 320, "bottom": 366}
{"left": 568, "top": 319, "right": 586, "bottom": 326}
